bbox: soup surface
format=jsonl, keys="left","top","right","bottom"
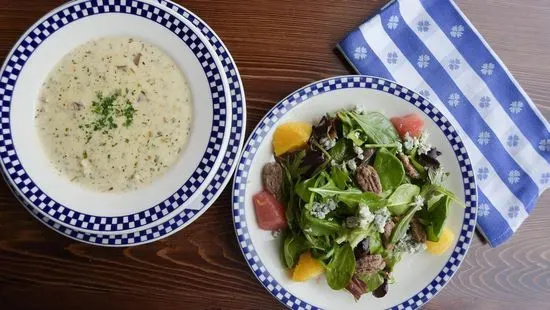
{"left": 36, "top": 37, "right": 193, "bottom": 192}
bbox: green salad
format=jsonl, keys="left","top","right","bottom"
{"left": 253, "top": 108, "right": 462, "bottom": 300}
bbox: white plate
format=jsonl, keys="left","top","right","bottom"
{"left": 232, "top": 76, "right": 477, "bottom": 310}
{"left": 0, "top": 0, "right": 232, "bottom": 234}
{"left": 0, "top": 0, "right": 248, "bottom": 247}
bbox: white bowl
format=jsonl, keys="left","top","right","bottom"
{"left": 0, "top": 0, "right": 232, "bottom": 234}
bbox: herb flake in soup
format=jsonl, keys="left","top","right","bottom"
{"left": 36, "top": 37, "right": 193, "bottom": 192}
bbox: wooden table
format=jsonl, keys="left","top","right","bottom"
{"left": 0, "top": 1, "right": 549, "bottom": 309}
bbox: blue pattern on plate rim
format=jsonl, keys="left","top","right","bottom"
{"left": 0, "top": 0, "right": 229, "bottom": 232}
{"left": 155, "top": 0, "right": 246, "bottom": 210}
{"left": 0, "top": 0, "right": 246, "bottom": 246}
{"left": 231, "top": 76, "right": 477, "bottom": 310}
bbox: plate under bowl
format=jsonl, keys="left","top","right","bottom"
{"left": 0, "top": 0, "right": 233, "bottom": 234}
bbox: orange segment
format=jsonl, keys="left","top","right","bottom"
{"left": 272, "top": 122, "right": 312, "bottom": 156}
{"left": 426, "top": 227, "right": 455, "bottom": 255}
{"left": 291, "top": 251, "right": 324, "bottom": 282}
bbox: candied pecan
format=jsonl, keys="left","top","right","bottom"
{"left": 356, "top": 254, "right": 386, "bottom": 275}
{"left": 355, "top": 165, "right": 382, "bottom": 194}
{"left": 262, "top": 162, "right": 283, "bottom": 201}
{"left": 410, "top": 217, "right": 427, "bottom": 243}
{"left": 399, "top": 154, "right": 420, "bottom": 179}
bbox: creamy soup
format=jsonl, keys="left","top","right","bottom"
{"left": 36, "top": 37, "right": 193, "bottom": 192}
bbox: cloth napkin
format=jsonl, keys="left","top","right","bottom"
{"left": 337, "top": 0, "right": 550, "bottom": 247}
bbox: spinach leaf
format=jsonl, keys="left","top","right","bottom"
{"left": 337, "top": 111, "right": 353, "bottom": 127}
{"left": 311, "top": 244, "right": 336, "bottom": 261}
{"left": 348, "top": 111, "right": 400, "bottom": 144}
{"left": 282, "top": 232, "right": 309, "bottom": 269}
{"left": 374, "top": 148, "right": 405, "bottom": 191}
{"left": 425, "top": 195, "right": 451, "bottom": 242}
{"left": 295, "top": 177, "right": 317, "bottom": 203}
{"left": 343, "top": 226, "right": 373, "bottom": 248}
{"left": 304, "top": 233, "right": 332, "bottom": 251}
{"left": 387, "top": 184, "right": 420, "bottom": 215}
{"left": 339, "top": 192, "right": 387, "bottom": 211}
{"left": 390, "top": 204, "right": 421, "bottom": 244}
{"left": 421, "top": 184, "right": 465, "bottom": 208}
{"left": 358, "top": 271, "right": 385, "bottom": 292}
{"left": 301, "top": 211, "right": 341, "bottom": 236}
{"left": 309, "top": 186, "right": 362, "bottom": 197}
{"left": 330, "top": 166, "right": 351, "bottom": 190}
{"left": 325, "top": 244, "right": 356, "bottom": 290}
{"left": 346, "top": 129, "right": 366, "bottom": 146}
{"left": 369, "top": 231, "right": 383, "bottom": 254}
{"left": 328, "top": 139, "right": 349, "bottom": 162}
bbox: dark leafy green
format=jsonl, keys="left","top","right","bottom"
{"left": 330, "top": 166, "right": 351, "bottom": 190}
{"left": 358, "top": 271, "right": 385, "bottom": 292}
{"left": 295, "top": 178, "right": 317, "bottom": 203}
{"left": 374, "top": 148, "right": 405, "bottom": 191}
{"left": 325, "top": 244, "right": 356, "bottom": 290}
{"left": 328, "top": 139, "right": 349, "bottom": 162}
{"left": 346, "top": 129, "right": 366, "bottom": 146}
{"left": 346, "top": 111, "right": 400, "bottom": 144}
{"left": 390, "top": 204, "right": 422, "bottom": 244}
{"left": 283, "top": 233, "right": 309, "bottom": 268}
{"left": 425, "top": 196, "right": 451, "bottom": 242}
{"left": 301, "top": 211, "right": 341, "bottom": 236}
{"left": 387, "top": 184, "right": 420, "bottom": 215}
{"left": 369, "top": 231, "right": 383, "bottom": 254}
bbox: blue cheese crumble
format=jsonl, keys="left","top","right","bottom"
{"left": 396, "top": 232, "right": 427, "bottom": 254}
{"left": 319, "top": 137, "right": 336, "bottom": 150}
{"left": 311, "top": 199, "right": 337, "bottom": 219}
{"left": 373, "top": 207, "right": 391, "bottom": 233}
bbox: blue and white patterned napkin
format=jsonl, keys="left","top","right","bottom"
{"left": 337, "top": 0, "right": 550, "bottom": 247}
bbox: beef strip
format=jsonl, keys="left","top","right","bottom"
{"left": 346, "top": 275, "right": 368, "bottom": 300}
{"left": 410, "top": 216, "right": 427, "bottom": 243}
{"left": 398, "top": 154, "right": 420, "bottom": 179}
{"left": 356, "top": 254, "right": 386, "bottom": 275}
{"left": 261, "top": 162, "right": 283, "bottom": 201}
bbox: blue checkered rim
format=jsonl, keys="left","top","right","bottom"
{"left": 231, "top": 76, "right": 477, "bottom": 310}
{"left": 157, "top": 0, "right": 246, "bottom": 210}
{"left": 1, "top": 0, "right": 246, "bottom": 246}
{"left": 0, "top": 0, "right": 229, "bottom": 232}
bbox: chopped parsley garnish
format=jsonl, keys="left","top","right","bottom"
{"left": 90, "top": 90, "right": 120, "bottom": 131}
{"left": 122, "top": 100, "right": 136, "bottom": 127}
{"left": 82, "top": 89, "right": 138, "bottom": 140}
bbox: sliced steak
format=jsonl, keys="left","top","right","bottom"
{"left": 346, "top": 275, "right": 368, "bottom": 300}
{"left": 356, "top": 254, "right": 386, "bottom": 275}
{"left": 398, "top": 154, "right": 420, "bottom": 179}
{"left": 410, "top": 217, "right": 427, "bottom": 243}
{"left": 262, "top": 162, "right": 283, "bottom": 201}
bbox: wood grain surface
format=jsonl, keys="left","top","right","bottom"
{"left": 0, "top": 1, "right": 549, "bottom": 309}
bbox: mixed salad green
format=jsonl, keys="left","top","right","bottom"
{"left": 255, "top": 108, "right": 462, "bottom": 300}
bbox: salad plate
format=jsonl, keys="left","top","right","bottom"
{"left": 0, "top": 0, "right": 234, "bottom": 235}
{"left": 232, "top": 76, "right": 477, "bottom": 309}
